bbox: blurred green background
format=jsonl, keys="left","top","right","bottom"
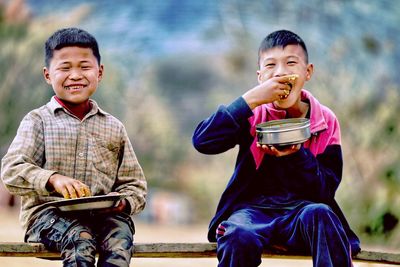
{"left": 1, "top": 0, "right": 400, "bottom": 251}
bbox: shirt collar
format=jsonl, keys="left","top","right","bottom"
{"left": 48, "top": 96, "right": 108, "bottom": 117}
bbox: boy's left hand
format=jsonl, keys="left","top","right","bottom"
{"left": 108, "top": 191, "right": 128, "bottom": 213}
{"left": 256, "top": 143, "right": 301, "bottom": 157}
{"left": 90, "top": 192, "right": 129, "bottom": 215}
{"left": 101, "top": 199, "right": 127, "bottom": 213}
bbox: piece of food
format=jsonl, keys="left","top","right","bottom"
{"left": 286, "top": 74, "right": 299, "bottom": 82}
{"left": 285, "top": 74, "right": 299, "bottom": 89}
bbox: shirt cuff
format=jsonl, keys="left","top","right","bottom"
{"left": 35, "top": 169, "right": 57, "bottom": 196}
{"left": 125, "top": 196, "right": 144, "bottom": 215}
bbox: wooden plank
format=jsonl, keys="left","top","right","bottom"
{"left": 355, "top": 250, "right": 400, "bottom": 265}
{"left": 0, "top": 242, "right": 57, "bottom": 258}
{"left": 133, "top": 242, "right": 217, "bottom": 258}
{"left": 0, "top": 242, "right": 400, "bottom": 264}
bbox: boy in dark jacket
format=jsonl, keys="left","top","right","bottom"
{"left": 192, "top": 29, "right": 360, "bottom": 267}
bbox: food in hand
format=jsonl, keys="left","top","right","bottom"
{"left": 285, "top": 74, "right": 299, "bottom": 89}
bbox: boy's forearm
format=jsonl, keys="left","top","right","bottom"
{"left": 192, "top": 96, "right": 253, "bottom": 154}
{"left": 114, "top": 137, "right": 147, "bottom": 215}
{"left": 1, "top": 156, "right": 56, "bottom": 196}
{"left": 281, "top": 145, "right": 342, "bottom": 202}
{"left": 242, "top": 87, "right": 263, "bottom": 110}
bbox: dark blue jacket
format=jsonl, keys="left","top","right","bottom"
{"left": 192, "top": 94, "right": 361, "bottom": 254}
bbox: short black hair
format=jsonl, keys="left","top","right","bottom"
{"left": 258, "top": 30, "right": 308, "bottom": 65}
{"left": 44, "top": 27, "right": 101, "bottom": 67}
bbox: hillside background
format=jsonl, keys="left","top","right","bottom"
{"left": 1, "top": 0, "right": 400, "bottom": 252}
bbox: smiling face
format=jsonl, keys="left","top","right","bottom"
{"left": 43, "top": 46, "right": 104, "bottom": 105}
{"left": 257, "top": 44, "right": 314, "bottom": 109}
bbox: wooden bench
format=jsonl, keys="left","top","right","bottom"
{"left": 0, "top": 242, "right": 400, "bottom": 264}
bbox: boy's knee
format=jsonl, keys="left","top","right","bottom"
{"left": 302, "top": 203, "right": 332, "bottom": 218}
{"left": 62, "top": 225, "right": 96, "bottom": 249}
{"left": 218, "top": 222, "right": 263, "bottom": 249}
{"left": 98, "top": 234, "right": 133, "bottom": 265}
{"left": 299, "top": 203, "right": 340, "bottom": 228}
{"left": 98, "top": 215, "right": 134, "bottom": 252}
{"left": 61, "top": 227, "right": 96, "bottom": 266}
{"left": 67, "top": 226, "right": 93, "bottom": 240}
{"left": 100, "top": 233, "right": 133, "bottom": 252}
{"left": 79, "top": 231, "right": 92, "bottom": 239}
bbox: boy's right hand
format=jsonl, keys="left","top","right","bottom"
{"left": 47, "top": 174, "right": 91, "bottom": 199}
{"left": 242, "top": 76, "right": 295, "bottom": 110}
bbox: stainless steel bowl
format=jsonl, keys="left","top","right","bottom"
{"left": 256, "top": 118, "right": 311, "bottom": 145}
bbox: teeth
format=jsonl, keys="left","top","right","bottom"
{"left": 64, "top": 85, "right": 84, "bottom": 90}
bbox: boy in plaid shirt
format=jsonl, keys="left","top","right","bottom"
{"left": 1, "top": 27, "right": 147, "bottom": 267}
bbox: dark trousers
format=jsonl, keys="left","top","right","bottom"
{"left": 216, "top": 203, "right": 352, "bottom": 267}
{"left": 25, "top": 208, "right": 135, "bottom": 267}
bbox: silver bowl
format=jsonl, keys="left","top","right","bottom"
{"left": 256, "top": 118, "right": 311, "bottom": 146}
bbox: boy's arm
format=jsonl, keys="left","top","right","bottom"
{"left": 112, "top": 127, "right": 147, "bottom": 215}
{"left": 192, "top": 97, "right": 253, "bottom": 154}
{"left": 1, "top": 113, "right": 55, "bottom": 196}
{"left": 280, "top": 145, "right": 342, "bottom": 202}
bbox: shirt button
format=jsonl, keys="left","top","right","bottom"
{"left": 78, "top": 152, "right": 84, "bottom": 157}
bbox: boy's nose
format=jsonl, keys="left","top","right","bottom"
{"left": 274, "top": 63, "right": 289, "bottom": 77}
{"left": 69, "top": 69, "right": 83, "bottom": 80}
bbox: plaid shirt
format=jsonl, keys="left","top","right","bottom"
{"left": 1, "top": 97, "right": 147, "bottom": 229}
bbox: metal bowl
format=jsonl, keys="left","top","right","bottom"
{"left": 256, "top": 118, "right": 311, "bottom": 146}
{"left": 45, "top": 194, "right": 128, "bottom": 212}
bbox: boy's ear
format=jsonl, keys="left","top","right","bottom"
{"left": 43, "top": 67, "right": 52, "bottom": 85}
{"left": 256, "top": 69, "right": 262, "bottom": 84}
{"left": 305, "top": 63, "right": 314, "bottom": 81}
{"left": 98, "top": 64, "right": 104, "bottom": 81}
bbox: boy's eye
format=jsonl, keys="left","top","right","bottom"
{"left": 287, "top": 61, "right": 297, "bottom": 65}
{"left": 265, "top": 63, "right": 275, "bottom": 68}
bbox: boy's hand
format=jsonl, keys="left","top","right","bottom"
{"left": 256, "top": 143, "right": 301, "bottom": 157}
{"left": 86, "top": 192, "right": 129, "bottom": 215}
{"left": 104, "top": 192, "right": 129, "bottom": 213}
{"left": 97, "top": 198, "right": 128, "bottom": 214}
{"left": 47, "top": 174, "right": 91, "bottom": 199}
{"left": 243, "top": 75, "right": 297, "bottom": 110}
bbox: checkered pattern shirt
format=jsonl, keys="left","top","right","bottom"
{"left": 1, "top": 96, "right": 147, "bottom": 229}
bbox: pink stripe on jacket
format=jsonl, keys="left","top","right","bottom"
{"left": 249, "top": 90, "right": 341, "bottom": 169}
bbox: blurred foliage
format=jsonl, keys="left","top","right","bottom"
{"left": 0, "top": 0, "right": 49, "bottom": 154}
{"left": 1, "top": 0, "right": 400, "bottom": 250}
{"left": 0, "top": 1, "right": 126, "bottom": 155}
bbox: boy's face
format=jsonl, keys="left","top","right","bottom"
{"left": 257, "top": 44, "right": 313, "bottom": 109}
{"left": 43, "top": 46, "right": 104, "bottom": 105}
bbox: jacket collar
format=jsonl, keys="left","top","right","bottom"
{"left": 263, "top": 90, "right": 328, "bottom": 134}
{"left": 249, "top": 89, "right": 328, "bottom": 169}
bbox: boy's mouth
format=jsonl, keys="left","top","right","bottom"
{"left": 64, "top": 85, "right": 85, "bottom": 91}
